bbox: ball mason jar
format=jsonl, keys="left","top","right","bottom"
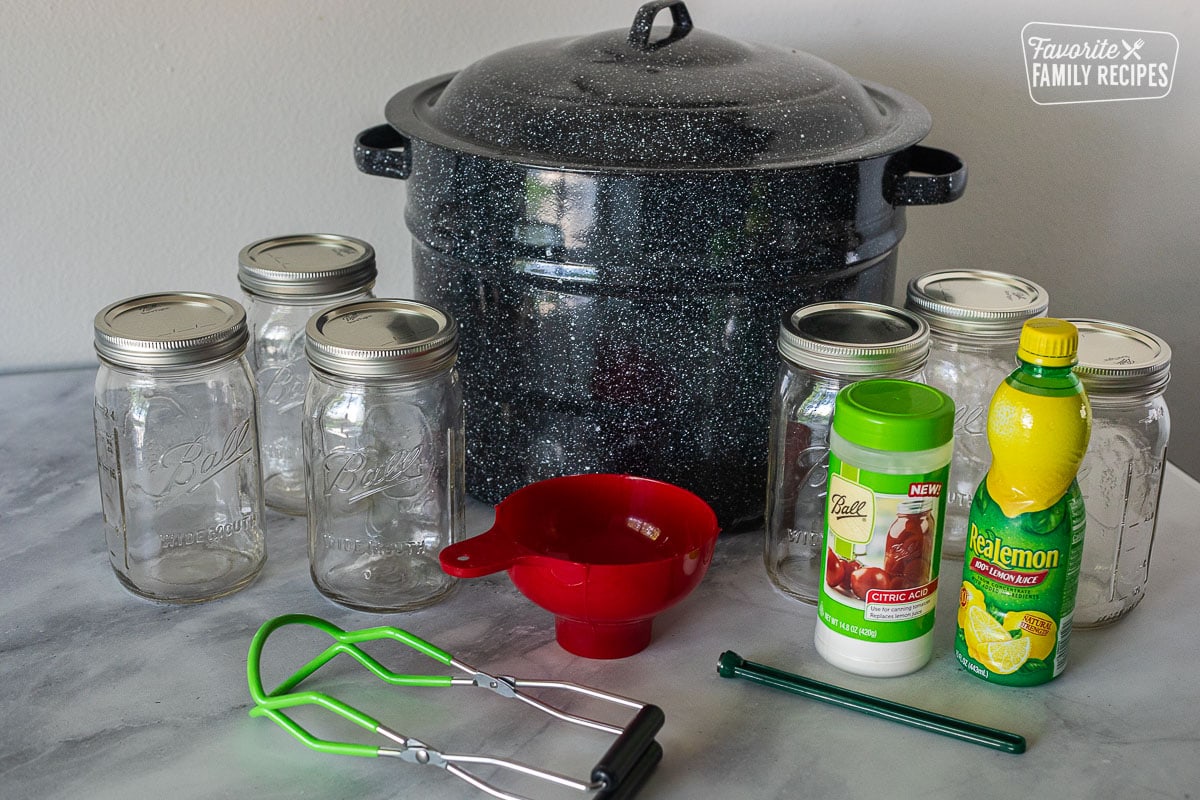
{"left": 905, "top": 269, "right": 1048, "bottom": 559}
{"left": 884, "top": 498, "right": 936, "bottom": 590}
{"left": 765, "top": 301, "right": 929, "bottom": 603}
{"left": 304, "top": 299, "right": 463, "bottom": 612}
{"left": 1068, "top": 318, "right": 1171, "bottom": 627}
{"left": 92, "top": 292, "right": 267, "bottom": 603}
{"left": 238, "top": 234, "right": 376, "bottom": 514}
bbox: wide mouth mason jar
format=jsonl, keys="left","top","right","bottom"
{"left": 905, "top": 269, "right": 1048, "bottom": 559}
{"left": 92, "top": 292, "right": 267, "bottom": 603}
{"left": 1067, "top": 318, "right": 1171, "bottom": 628}
{"left": 764, "top": 300, "right": 930, "bottom": 604}
{"left": 303, "top": 298, "right": 463, "bottom": 612}
{"left": 238, "top": 233, "right": 377, "bottom": 515}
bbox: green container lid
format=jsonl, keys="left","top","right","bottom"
{"left": 833, "top": 379, "right": 954, "bottom": 452}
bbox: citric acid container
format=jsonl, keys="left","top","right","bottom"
{"left": 815, "top": 379, "right": 955, "bottom": 677}
{"left": 955, "top": 319, "right": 1091, "bottom": 686}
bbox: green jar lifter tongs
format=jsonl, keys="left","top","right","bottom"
{"left": 246, "top": 614, "right": 664, "bottom": 800}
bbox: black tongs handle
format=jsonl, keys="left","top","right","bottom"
{"left": 592, "top": 705, "right": 665, "bottom": 799}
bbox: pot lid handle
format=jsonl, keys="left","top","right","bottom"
{"left": 628, "top": 0, "right": 693, "bottom": 51}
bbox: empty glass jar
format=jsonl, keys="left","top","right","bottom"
{"left": 1069, "top": 318, "right": 1171, "bottom": 627}
{"left": 239, "top": 234, "right": 376, "bottom": 514}
{"left": 905, "top": 269, "right": 1048, "bottom": 559}
{"left": 304, "top": 299, "right": 463, "bottom": 612}
{"left": 93, "top": 292, "right": 267, "bottom": 603}
{"left": 765, "top": 301, "right": 930, "bottom": 603}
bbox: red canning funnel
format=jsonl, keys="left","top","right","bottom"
{"left": 440, "top": 474, "right": 720, "bottom": 659}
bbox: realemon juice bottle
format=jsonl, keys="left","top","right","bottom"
{"left": 956, "top": 319, "right": 1091, "bottom": 686}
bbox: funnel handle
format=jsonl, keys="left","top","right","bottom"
{"left": 439, "top": 526, "right": 521, "bottom": 578}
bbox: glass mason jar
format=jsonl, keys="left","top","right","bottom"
{"left": 1068, "top": 318, "right": 1171, "bottom": 627}
{"left": 92, "top": 292, "right": 267, "bottom": 603}
{"left": 905, "top": 269, "right": 1048, "bottom": 559}
{"left": 304, "top": 299, "right": 463, "bottom": 612}
{"left": 238, "top": 234, "right": 376, "bottom": 514}
{"left": 765, "top": 301, "right": 929, "bottom": 603}
{"left": 884, "top": 498, "right": 936, "bottom": 590}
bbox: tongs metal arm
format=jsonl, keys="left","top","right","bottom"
{"left": 246, "top": 614, "right": 663, "bottom": 800}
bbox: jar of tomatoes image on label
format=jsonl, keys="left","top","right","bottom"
{"left": 814, "top": 379, "right": 955, "bottom": 677}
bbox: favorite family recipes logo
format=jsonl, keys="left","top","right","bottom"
{"left": 1022, "top": 22, "right": 1179, "bottom": 105}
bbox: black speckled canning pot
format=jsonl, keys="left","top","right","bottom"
{"left": 355, "top": 1, "right": 966, "bottom": 530}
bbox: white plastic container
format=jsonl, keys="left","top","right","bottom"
{"left": 814, "top": 379, "right": 955, "bottom": 677}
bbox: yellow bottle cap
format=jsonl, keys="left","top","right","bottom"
{"left": 1017, "top": 318, "right": 1079, "bottom": 367}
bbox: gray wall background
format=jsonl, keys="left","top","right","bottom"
{"left": 3, "top": 0, "right": 1196, "bottom": 476}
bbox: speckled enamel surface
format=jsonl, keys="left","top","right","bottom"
{"left": 406, "top": 148, "right": 905, "bottom": 530}
{"left": 371, "top": 8, "right": 961, "bottom": 530}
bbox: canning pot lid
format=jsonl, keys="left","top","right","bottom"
{"left": 385, "top": 1, "right": 932, "bottom": 171}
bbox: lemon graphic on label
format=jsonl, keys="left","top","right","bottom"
{"left": 958, "top": 581, "right": 986, "bottom": 630}
{"left": 981, "top": 636, "right": 1033, "bottom": 675}
{"left": 964, "top": 605, "right": 1010, "bottom": 660}
{"left": 1003, "top": 610, "right": 1058, "bottom": 661}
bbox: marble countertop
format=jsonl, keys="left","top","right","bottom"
{"left": 3, "top": 366, "right": 1198, "bottom": 800}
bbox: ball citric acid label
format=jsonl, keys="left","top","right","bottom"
{"left": 818, "top": 455, "right": 949, "bottom": 644}
{"left": 826, "top": 472, "right": 875, "bottom": 544}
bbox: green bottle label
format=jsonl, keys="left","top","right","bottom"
{"left": 817, "top": 452, "right": 950, "bottom": 644}
{"left": 954, "top": 479, "right": 1086, "bottom": 686}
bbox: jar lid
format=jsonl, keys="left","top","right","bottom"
{"left": 833, "top": 379, "right": 955, "bottom": 452}
{"left": 905, "top": 269, "right": 1048, "bottom": 336}
{"left": 306, "top": 299, "right": 458, "bottom": 379}
{"left": 94, "top": 292, "right": 248, "bottom": 369}
{"left": 238, "top": 234, "right": 376, "bottom": 300}
{"left": 385, "top": 1, "right": 932, "bottom": 171}
{"left": 1066, "top": 318, "right": 1171, "bottom": 394}
{"left": 777, "top": 301, "right": 929, "bottom": 377}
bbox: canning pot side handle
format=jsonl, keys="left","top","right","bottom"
{"left": 354, "top": 124, "right": 411, "bottom": 180}
{"left": 886, "top": 145, "right": 967, "bottom": 206}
